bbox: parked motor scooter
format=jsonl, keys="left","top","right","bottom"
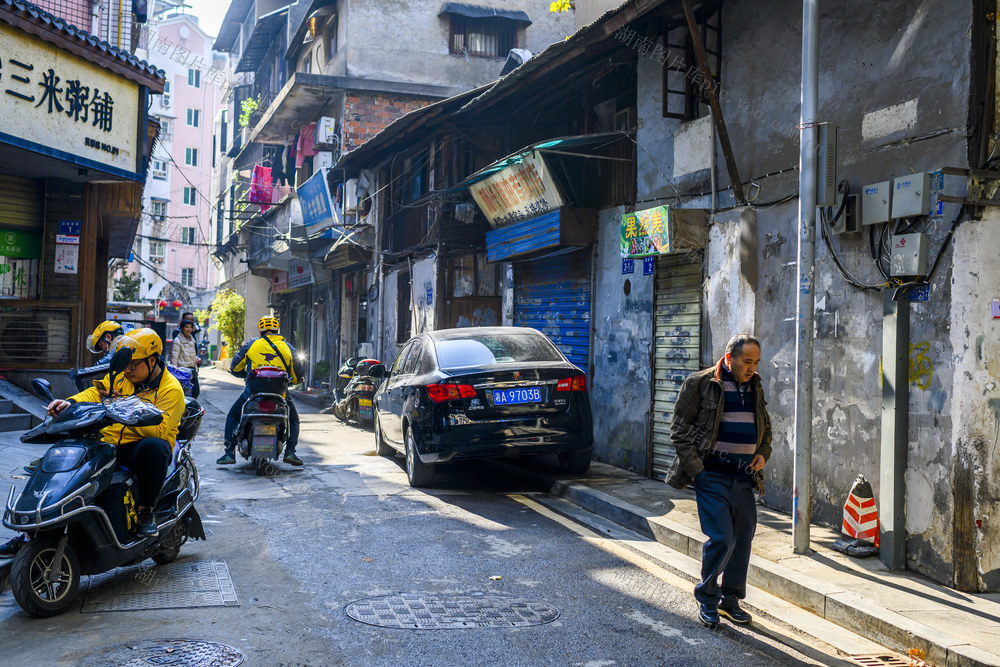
{"left": 0, "top": 351, "right": 206, "bottom": 618}
{"left": 331, "top": 358, "right": 381, "bottom": 429}
{"left": 234, "top": 366, "right": 290, "bottom": 476}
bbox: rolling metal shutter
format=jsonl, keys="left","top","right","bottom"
{"left": 513, "top": 249, "right": 592, "bottom": 369}
{"left": 650, "top": 253, "right": 702, "bottom": 479}
{"left": 0, "top": 176, "right": 43, "bottom": 229}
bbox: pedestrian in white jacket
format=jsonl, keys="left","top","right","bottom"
{"left": 169, "top": 320, "right": 201, "bottom": 397}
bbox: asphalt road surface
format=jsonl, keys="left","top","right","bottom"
{"left": 0, "top": 367, "right": 842, "bottom": 666}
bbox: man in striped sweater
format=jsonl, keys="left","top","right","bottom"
{"left": 666, "top": 333, "right": 772, "bottom": 629}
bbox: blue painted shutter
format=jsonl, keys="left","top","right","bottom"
{"left": 513, "top": 249, "right": 592, "bottom": 369}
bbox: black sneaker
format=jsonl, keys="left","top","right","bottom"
{"left": 137, "top": 509, "right": 159, "bottom": 538}
{"left": 719, "top": 596, "right": 752, "bottom": 625}
{"left": 283, "top": 452, "right": 303, "bottom": 466}
{"left": 0, "top": 534, "right": 26, "bottom": 558}
{"left": 698, "top": 602, "right": 720, "bottom": 628}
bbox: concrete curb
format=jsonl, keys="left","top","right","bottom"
{"left": 0, "top": 378, "right": 47, "bottom": 424}
{"left": 493, "top": 461, "right": 999, "bottom": 667}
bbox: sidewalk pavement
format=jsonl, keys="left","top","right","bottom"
{"left": 497, "top": 459, "right": 1000, "bottom": 667}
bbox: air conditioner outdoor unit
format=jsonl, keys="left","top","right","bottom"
{"left": 343, "top": 178, "right": 359, "bottom": 214}
{"left": 0, "top": 313, "right": 72, "bottom": 364}
{"left": 315, "top": 151, "right": 334, "bottom": 170}
{"left": 161, "top": 94, "right": 171, "bottom": 108}
{"left": 315, "top": 116, "right": 338, "bottom": 148}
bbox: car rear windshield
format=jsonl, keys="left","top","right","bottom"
{"left": 435, "top": 333, "right": 563, "bottom": 369}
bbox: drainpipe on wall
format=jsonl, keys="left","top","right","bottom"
{"left": 793, "top": 0, "right": 819, "bottom": 555}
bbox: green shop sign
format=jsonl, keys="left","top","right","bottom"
{"left": 621, "top": 205, "right": 670, "bottom": 258}
{"left": 0, "top": 230, "right": 41, "bottom": 258}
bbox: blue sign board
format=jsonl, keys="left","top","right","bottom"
{"left": 622, "top": 258, "right": 634, "bottom": 274}
{"left": 298, "top": 169, "right": 336, "bottom": 228}
{"left": 426, "top": 287, "right": 433, "bottom": 306}
{"left": 909, "top": 284, "right": 930, "bottom": 302}
{"left": 643, "top": 257, "right": 655, "bottom": 275}
{"left": 58, "top": 220, "right": 81, "bottom": 236}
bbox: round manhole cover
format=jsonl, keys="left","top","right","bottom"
{"left": 81, "top": 640, "right": 244, "bottom": 667}
{"left": 346, "top": 592, "right": 560, "bottom": 629}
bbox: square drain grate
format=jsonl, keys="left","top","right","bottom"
{"left": 82, "top": 560, "right": 239, "bottom": 613}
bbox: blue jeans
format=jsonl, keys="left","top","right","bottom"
{"left": 692, "top": 470, "right": 757, "bottom": 606}
{"left": 224, "top": 388, "right": 299, "bottom": 455}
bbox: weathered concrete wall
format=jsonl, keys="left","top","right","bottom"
{"left": 629, "top": 0, "right": 975, "bottom": 585}
{"left": 704, "top": 208, "right": 757, "bottom": 358}
{"left": 411, "top": 254, "right": 437, "bottom": 335}
{"left": 575, "top": 1, "right": 626, "bottom": 31}
{"left": 592, "top": 205, "right": 653, "bottom": 472}
{"left": 345, "top": 0, "right": 574, "bottom": 90}
{"left": 949, "top": 211, "right": 1000, "bottom": 591}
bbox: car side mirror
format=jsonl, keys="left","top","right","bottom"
{"left": 31, "top": 378, "right": 54, "bottom": 403}
{"left": 367, "top": 364, "right": 387, "bottom": 379}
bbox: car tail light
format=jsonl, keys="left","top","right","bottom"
{"left": 556, "top": 375, "right": 588, "bottom": 393}
{"left": 426, "top": 384, "right": 477, "bottom": 403}
{"left": 258, "top": 399, "right": 277, "bottom": 412}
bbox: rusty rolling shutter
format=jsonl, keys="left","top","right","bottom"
{"left": 0, "top": 176, "right": 43, "bottom": 229}
{"left": 650, "top": 252, "right": 702, "bottom": 479}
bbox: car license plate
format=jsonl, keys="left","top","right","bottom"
{"left": 492, "top": 387, "right": 542, "bottom": 405}
{"left": 254, "top": 424, "right": 277, "bottom": 436}
{"left": 359, "top": 398, "right": 372, "bottom": 407}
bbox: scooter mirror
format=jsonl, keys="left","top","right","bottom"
{"left": 346, "top": 357, "right": 360, "bottom": 368}
{"left": 30, "top": 378, "right": 54, "bottom": 403}
{"left": 367, "top": 364, "right": 387, "bottom": 379}
{"left": 109, "top": 346, "right": 133, "bottom": 375}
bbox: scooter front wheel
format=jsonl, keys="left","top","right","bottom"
{"left": 11, "top": 537, "right": 80, "bottom": 617}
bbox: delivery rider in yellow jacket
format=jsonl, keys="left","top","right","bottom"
{"left": 52, "top": 328, "right": 184, "bottom": 538}
{"left": 218, "top": 316, "right": 304, "bottom": 466}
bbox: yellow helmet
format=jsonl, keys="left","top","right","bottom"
{"left": 87, "top": 321, "right": 125, "bottom": 354}
{"left": 258, "top": 316, "right": 279, "bottom": 333}
{"left": 115, "top": 327, "right": 163, "bottom": 360}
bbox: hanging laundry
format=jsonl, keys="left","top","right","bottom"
{"left": 290, "top": 133, "right": 300, "bottom": 170}
{"left": 249, "top": 164, "right": 272, "bottom": 213}
{"left": 285, "top": 144, "right": 295, "bottom": 185}
{"left": 272, "top": 147, "right": 286, "bottom": 186}
{"left": 297, "top": 123, "right": 318, "bottom": 163}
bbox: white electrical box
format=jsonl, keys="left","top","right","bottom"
{"left": 891, "top": 172, "right": 931, "bottom": 218}
{"left": 890, "top": 233, "right": 929, "bottom": 277}
{"left": 861, "top": 181, "right": 891, "bottom": 226}
{"left": 315, "top": 116, "right": 338, "bottom": 148}
{"left": 816, "top": 123, "right": 839, "bottom": 206}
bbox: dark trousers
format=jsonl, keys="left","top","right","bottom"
{"left": 116, "top": 437, "right": 172, "bottom": 508}
{"left": 224, "top": 389, "right": 299, "bottom": 455}
{"left": 693, "top": 470, "right": 757, "bottom": 606}
{"left": 190, "top": 367, "right": 200, "bottom": 398}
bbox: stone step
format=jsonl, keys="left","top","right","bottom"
{"left": 0, "top": 399, "right": 12, "bottom": 414}
{"left": 0, "top": 412, "right": 32, "bottom": 432}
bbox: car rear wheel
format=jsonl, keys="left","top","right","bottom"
{"left": 374, "top": 415, "right": 394, "bottom": 457}
{"left": 557, "top": 447, "right": 592, "bottom": 475}
{"left": 404, "top": 426, "right": 434, "bottom": 487}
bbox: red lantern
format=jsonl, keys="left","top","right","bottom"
{"left": 158, "top": 300, "right": 168, "bottom": 308}
{"left": 172, "top": 300, "right": 183, "bottom": 308}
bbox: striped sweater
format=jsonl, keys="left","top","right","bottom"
{"left": 703, "top": 365, "right": 757, "bottom": 480}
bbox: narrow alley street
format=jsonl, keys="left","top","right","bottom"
{"left": 0, "top": 367, "right": 850, "bottom": 666}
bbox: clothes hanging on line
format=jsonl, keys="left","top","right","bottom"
{"left": 296, "top": 123, "right": 317, "bottom": 168}
{"left": 273, "top": 148, "right": 286, "bottom": 186}
{"left": 249, "top": 164, "right": 272, "bottom": 213}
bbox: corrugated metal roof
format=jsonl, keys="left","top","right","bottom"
{"left": 0, "top": 0, "right": 165, "bottom": 81}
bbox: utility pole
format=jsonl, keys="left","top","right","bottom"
{"left": 793, "top": 0, "right": 819, "bottom": 554}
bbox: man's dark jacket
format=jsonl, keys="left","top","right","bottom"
{"left": 666, "top": 357, "right": 772, "bottom": 495}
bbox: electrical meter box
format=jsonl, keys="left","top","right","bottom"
{"left": 891, "top": 172, "right": 931, "bottom": 218}
{"left": 861, "top": 181, "right": 891, "bottom": 225}
{"left": 890, "top": 233, "right": 929, "bottom": 277}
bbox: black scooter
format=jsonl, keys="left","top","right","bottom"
{"left": 234, "top": 366, "right": 290, "bottom": 476}
{"left": 331, "top": 358, "right": 381, "bottom": 429}
{"left": 0, "top": 350, "right": 205, "bottom": 617}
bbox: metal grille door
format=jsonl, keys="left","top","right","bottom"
{"left": 513, "top": 249, "right": 592, "bottom": 369}
{"left": 650, "top": 253, "right": 702, "bottom": 478}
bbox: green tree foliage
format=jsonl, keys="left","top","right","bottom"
{"left": 207, "top": 289, "right": 245, "bottom": 348}
{"left": 193, "top": 308, "right": 211, "bottom": 328}
{"left": 113, "top": 271, "right": 142, "bottom": 301}
{"left": 238, "top": 96, "right": 260, "bottom": 128}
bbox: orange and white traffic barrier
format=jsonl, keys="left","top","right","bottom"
{"left": 842, "top": 474, "right": 879, "bottom": 547}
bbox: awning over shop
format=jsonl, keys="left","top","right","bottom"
{"left": 438, "top": 2, "right": 532, "bottom": 25}
{"left": 486, "top": 207, "right": 596, "bottom": 263}
{"left": 235, "top": 7, "right": 289, "bottom": 73}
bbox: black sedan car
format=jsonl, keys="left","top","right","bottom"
{"left": 371, "top": 326, "right": 593, "bottom": 487}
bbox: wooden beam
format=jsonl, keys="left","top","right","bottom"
{"left": 681, "top": 0, "right": 746, "bottom": 205}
